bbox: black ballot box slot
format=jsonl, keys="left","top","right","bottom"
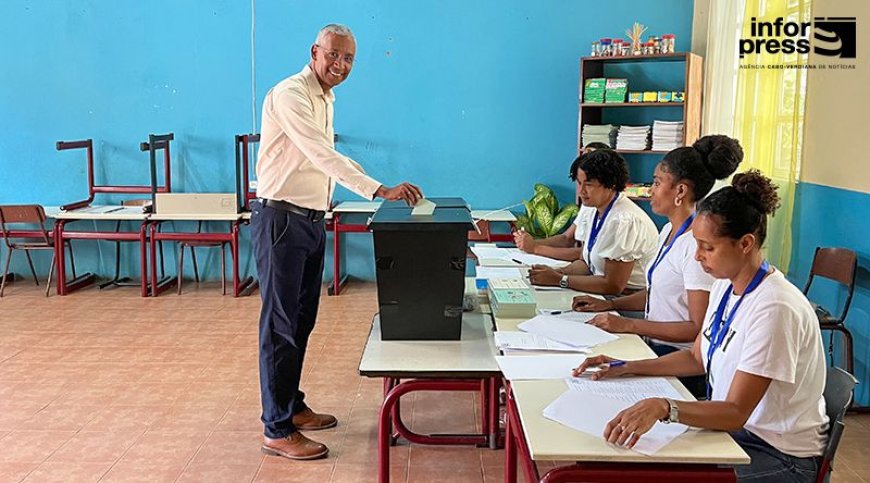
{"left": 369, "top": 199, "right": 474, "bottom": 341}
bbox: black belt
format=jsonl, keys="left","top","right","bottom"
{"left": 263, "top": 199, "right": 326, "bottom": 222}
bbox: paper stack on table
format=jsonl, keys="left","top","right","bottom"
{"left": 652, "top": 120, "right": 684, "bottom": 151}
{"left": 494, "top": 331, "right": 590, "bottom": 354}
{"left": 542, "top": 377, "right": 688, "bottom": 455}
{"left": 518, "top": 315, "right": 618, "bottom": 348}
{"left": 495, "top": 354, "right": 588, "bottom": 380}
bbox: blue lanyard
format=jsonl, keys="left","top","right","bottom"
{"left": 705, "top": 260, "right": 771, "bottom": 400}
{"left": 644, "top": 213, "right": 695, "bottom": 316}
{"left": 585, "top": 193, "right": 619, "bottom": 263}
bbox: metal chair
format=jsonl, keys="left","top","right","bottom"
{"left": 177, "top": 220, "right": 227, "bottom": 295}
{"left": 816, "top": 366, "right": 859, "bottom": 482}
{"left": 802, "top": 247, "right": 858, "bottom": 374}
{"left": 0, "top": 205, "right": 76, "bottom": 297}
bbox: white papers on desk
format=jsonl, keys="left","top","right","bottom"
{"left": 475, "top": 266, "right": 525, "bottom": 280}
{"left": 518, "top": 315, "right": 618, "bottom": 348}
{"left": 509, "top": 251, "right": 569, "bottom": 267}
{"left": 543, "top": 389, "right": 689, "bottom": 455}
{"left": 495, "top": 354, "right": 587, "bottom": 380}
{"left": 565, "top": 376, "right": 685, "bottom": 402}
{"left": 470, "top": 246, "right": 568, "bottom": 268}
{"left": 494, "top": 331, "right": 589, "bottom": 354}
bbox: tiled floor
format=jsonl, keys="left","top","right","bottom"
{"left": 0, "top": 279, "right": 868, "bottom": 482}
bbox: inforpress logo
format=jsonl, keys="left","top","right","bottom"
{"left": 739, "top": 17, "right": 856, "bottom": 59}
{"left": 814, "top": 17, "right": 857, "bottom": 58}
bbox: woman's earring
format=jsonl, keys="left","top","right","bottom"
{"left": 674, "top": 197, "right": 682, "bottom": 206}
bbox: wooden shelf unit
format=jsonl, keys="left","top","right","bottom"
{"left": 577, "top": 52, "right": 704, "bottom": 183}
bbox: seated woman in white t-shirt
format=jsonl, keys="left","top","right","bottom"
{"left": 527, "top": 149, "right": 658, "bottom": 295}
{"left": 571, "top": 135, "right": 743, "bottom": 396}
{"left": 574, "top": 170, "right": 828, "bottom": 482}
{"left": 514, "top": 142, "right": 611, "bottom": 262}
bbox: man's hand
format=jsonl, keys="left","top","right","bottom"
{"left": 376, "top": 182, "right": 423, "bottom": 206}
{"left": 514, "top": 231, "right": 536, "bottom": 254}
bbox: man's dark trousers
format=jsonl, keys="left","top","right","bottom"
{"left": 251, "top": 200, "right": 325, "bottom": 438}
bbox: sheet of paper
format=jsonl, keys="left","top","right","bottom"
{"left": 543, "top": 389, "right": 689, "bottom": 456}
{"left": 565, "top": 376, "right": 685, "bottom": 402}
{"left": 531, "top": 285, "right": 571, "bottom": 292}
{"left": 537, "top": 310, "right": 602, "bottom": 323}
{"left": 518, "top": 315, "right": 618, "bottom": 348}
{"left": 475, "top": 266, "right": 524, "bottom": 280}
{"left": 494, "top": 331, "right": 589, "bottom": 353}
{"left": 495, "top": 354, "right": 587, "bottom": 380}
{"left": 411, "top": 198, "right": 436, "bottom": 216}
{"left": 470, "top": 246, "right": 515, "bottom": 261}
{"left": 508, "top": 250, "right": 570, "bottom": 268}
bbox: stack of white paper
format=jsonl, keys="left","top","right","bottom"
{"left": 518, "top": 315, "right": 619, "bottom": 348}
{"left": 470, "top": 246, "right": 569, "bottom": 268}
{"left": 652, "top": 120, "right": 684, "bottom": 151}
{"left": 475, "top": 266, "right": 525, "bottom": 280}
{"left": 494, "top": 331, "right": 590, "bottom": 354}
{"left": 495, "top": 354, "right": 588, "bottom": 380}
{"left": 616, "top": 125, "right": 651, "bottom": 150}
{"left": 543, "top": 388, "right": 689, "bottom": 455}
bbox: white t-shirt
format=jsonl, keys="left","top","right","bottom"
{"left": 701, "top": 269, "right": 828, "bottom": 458}
{"left": 645, "top": 223, "right": 714, "bottom": 349}
{"left": 574, "top": 193, "right": 658, "bottom": 290}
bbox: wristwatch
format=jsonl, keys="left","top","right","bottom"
{"left": 661, "top": 398, "right": 679, "bottom": 424}
{"left": 559, "top": 275, "right": 569, "bottom": 289}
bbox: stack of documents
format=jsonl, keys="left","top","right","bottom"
{"left": 615, "top": 125, "right": 651, "bottom": 150}
{"left": 652, "top": 120, "right": 684, "bottom": 151}
{"left": 581, "top": 124, "right": 617, "bottom": 148}
{"left": 496, "top": 354, "right": 588, "bottom": 380}
{"left": 543, "top": 377, "right": 689, "bottom": 455}
{"left": 517, "top": 314, "right": 618, "bottom": 348}
{"left": 494, "top": 332, "right": 589, "bottom": 354}
{"left": 470, "top": 246, "right": 568, "bottom": 268}
{"left": 488, "top": 278, "right": 537, "bottom": 318}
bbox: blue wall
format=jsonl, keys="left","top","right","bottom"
{"left": 0, "top": 0, "right": 694, "bottom": 282}
{"left": 789, "top": 182, "right": 870, "bottom": 406}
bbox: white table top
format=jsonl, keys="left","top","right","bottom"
{"left": 496, "top": 285, "right": 750, "bottom": 465}
{"left": 46, "top": 205, "right": 150, "bottom": 221}
{"left": 332, "top": 201, "right": 383, "bottom": 213}
{"left": 358, "top": 311, "right": 499, "bottom": 377}
{"left": 470, "top": 209, "right": 517, "bottom": 222}
{"left": 149, "top": 213, "right": 242, "bottom": 221}
{"left": 511, "top": 379, "right": 749, "bottom": 464}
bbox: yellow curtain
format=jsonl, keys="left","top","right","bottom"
{"left": 733, "top": 0, "right": 810, "bottom": 273}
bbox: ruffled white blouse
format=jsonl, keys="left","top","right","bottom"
{"left": 573, "top": 193, "right": 658, "bottom": 290}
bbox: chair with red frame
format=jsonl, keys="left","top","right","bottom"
{"left": 0, "top": 204, "right": 77, "bottom": 297}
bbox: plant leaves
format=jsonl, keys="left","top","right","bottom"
{"left": 522, "top": 199, "right": 533, "bottom": 218}
{"left": 515, "top": 214, "right": 531, "bottom": 233}
{"left": 551, "top": 204, "right": 580, "bottom": 235}
{"left": 534, "top": 200, "right": 554, "bottom": 236}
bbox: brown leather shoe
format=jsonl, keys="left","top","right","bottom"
{"left": 292, "top": 408, "right": 338, "bottom": 431}
{"left": 261, "top": 432, "right": 328, "bottom": 460}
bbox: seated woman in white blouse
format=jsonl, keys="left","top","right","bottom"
{"left": 571, "top": 135, "right": 743, "bottom": 396}
{"left": 575, "top": 170, "right": 828, "bottom": 483}
{"left": 528, "top": 149, "right": 658, "bottom": 295}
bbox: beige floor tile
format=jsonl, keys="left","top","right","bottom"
{"left": 21, "top": 461, "right": 114, "bottom": 483}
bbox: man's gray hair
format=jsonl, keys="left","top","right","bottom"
{"left": 315, "top": 24, "right": 355, "bottom": 44}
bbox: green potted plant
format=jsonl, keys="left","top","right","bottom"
{"left": 514, "top": 184, "right": 580, "bottom": 238}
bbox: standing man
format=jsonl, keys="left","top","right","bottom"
{"left": 253, "top": 24, "right": 423, "bottom": 460}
